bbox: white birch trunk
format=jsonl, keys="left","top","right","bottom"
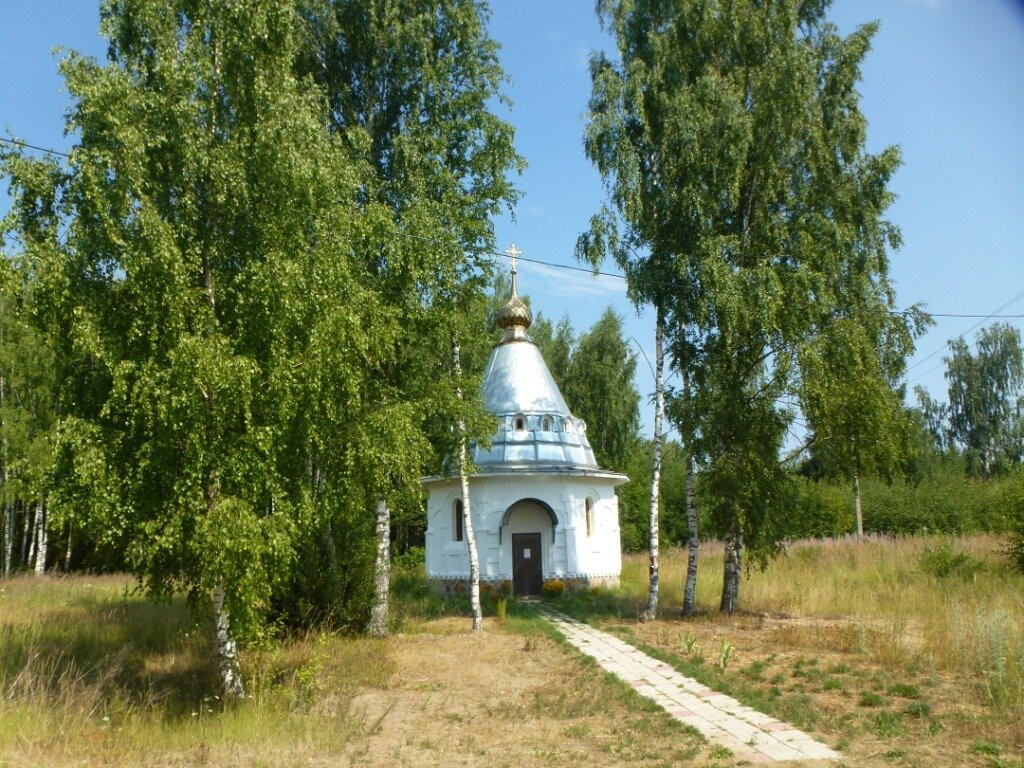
{"left": 33, "top": 500, "right": 47, "bottom": 576}
{"left": 21, "top": 502, "right": 31, "bottom": 567}
{"left": 3, "top": 503, "right": 12, "bottom": 576}
{"left": 211, "top": 585, "right": 245, "bottom": 698}
{"left": 367, "top": 498, "right": 391, "bottom": 637}
{"left": 853, "top": 463, "right": 863, "bottom": 540}
{"left": 1, "top": 364, "right": 8, "bottom": 577}
{"left": 720, "top": 519, "right": 742, "bottom": 614}
{"left": 64, "top": 522, "right": 73, "bottom": 572}
{"left": 458, "top": 458, "right": 482, "bottom": 631}
{"left": 682, "top": 449, "right": 699, "bottom": 617}
{"left": 26, "top": 501, "right": 38, "bottom": 568}
{"left": 453, "top": 340, "right": 482, "bottom": 631}
{"left": 681, "top": 368, "right": 699, "bottom": 617}
{"left": 642, "top": 310, "right": 665, "bottom": 622}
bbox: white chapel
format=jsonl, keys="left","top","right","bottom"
{"left": 423, "top": 249, "right": 627, "bottom": 596}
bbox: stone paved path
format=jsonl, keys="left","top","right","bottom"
{"left": 542, "top": 609, "right": 840, "bottom": 764}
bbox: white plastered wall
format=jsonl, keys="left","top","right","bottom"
{"left": 425, "top": 473, "right": 622, "bottom": 582}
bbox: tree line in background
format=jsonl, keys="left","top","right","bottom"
{"left": 2, "top": 0, "right": 1023, "bottom": 697}
{"left": 530, "top": 308, "right": 1024, "bottom": 566}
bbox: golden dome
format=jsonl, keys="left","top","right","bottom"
{"left": 497, "top": 294, "right": 532, "bottom": 330}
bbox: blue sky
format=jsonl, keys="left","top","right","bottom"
{"left": 2, "top": 0, "right": 1023, "bottom": 436}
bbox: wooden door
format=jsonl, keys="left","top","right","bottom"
{"left": 512, "top": 533, "right": 543, "bottom": 596}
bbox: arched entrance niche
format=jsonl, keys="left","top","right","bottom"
{"left": 499, "top": 498, "right": 558, "bottom": 543}
{"left": 502, "top": 499, "right": 557, "bottom": 597}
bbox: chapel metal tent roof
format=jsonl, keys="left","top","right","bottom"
{"left": 471, "top": 254, "right": 599, "bottom": 471}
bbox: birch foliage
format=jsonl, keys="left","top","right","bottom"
{"left": 945, "top": 323, "right": 1024, "bottom": 479}
{"left": 292, "top": 2, "right": 521, "bottom": 620}
{"left": 4, "top": 0, "right": 390, "bottom": 643}
{"left": 582, "top": 0, "right": 918, "bottom": 610}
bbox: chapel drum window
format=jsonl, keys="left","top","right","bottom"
{"left": 454, "top": 499, "right": 464, "bottom": 542}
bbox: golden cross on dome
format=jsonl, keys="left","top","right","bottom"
{"left": 505, "top": 243, "right": 522, "bottom": 296}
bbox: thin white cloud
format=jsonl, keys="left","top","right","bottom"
{"left": 574, "top": 46, "right": 590, "bottom": 72}
{"left": 903, "top": 0, "right": 944, "bottom": 8}
{"left": 521, "top": 260, "right": 624, "bottom": 298}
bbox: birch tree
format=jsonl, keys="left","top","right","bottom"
{"left": 1, "top": 0, "right": 393, "bottom": 694}
{"left": 584, "top": 0, "right": 915, "bottom": 612}
{"left": 641, "top": 316, "right": 665, "bottom": 621}
{"left": 798, "top": 312, "right": 924, "bottom": 539}
{"left": 914, "top": 385, "right": 951, "bottom": 456}
{"left": 33, "top": 500, "right": 47, "bottom": 575}
{"left": 295, "top": 0, "right": 521, "bottom": 630}
{"left": 366, "top": 499, "right": 392, "bottom": 637}
{"left": 945, "top": 324, "right": 1024, "bottom": 479}
{"left": 679, "top": 372, "right": 699, "bottom": 617}
{"left": 0, "top": 242, "right": 58, "bottom": 577}
{"left": 452, "top": 339, "right": 483, "bottom": 631}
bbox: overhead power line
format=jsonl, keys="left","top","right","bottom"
{"left": 926, "top": 313, "right": 1024, "bottom": 319}
{"left": 906, "top": 287, "right": 1024, "bottom": 381}
{"left": 0, "top": 136, "right": 72, "bottom": 159}
{"left": 3, "top": 134, "right": 1021, "bottom": 325}
{"left": 388, "top": 231, "right": 1024, "bottom": 321}
{"left": 382, "top": 228, "right": 628, "bottom": 279}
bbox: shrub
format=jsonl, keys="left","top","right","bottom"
{"left": 920, "top": 540, "right": 984, "bottom": 579}
{"left": 786, "top": 463, "right": 1023, "bottom": 539}
{"left": 789, "top": 478, "right": 853, "bottom": 539}
{"left": 392, "top": 546, "right": 425, "bottom": 571}
{"left": 1007, "top": 531, "right": 1024, "bottom": 574}
{"left": 1004, "top": 496, "right": 1024, "bottom": 573}
{"left": 541, "top": 579, "right": 565, "bottom": 597}
{"left": 497, "top": 580, "right": 514, "bottom": 600}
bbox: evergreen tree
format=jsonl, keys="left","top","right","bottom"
{"left": 562, "top": 307, "right": 640, "bottom": 471}
{"left": 531, "top": 312, "right": 575, "bottom": 390}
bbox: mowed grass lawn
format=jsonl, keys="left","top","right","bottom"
{"left": 1, "top": 535, "right": 1022, "bottom": 767}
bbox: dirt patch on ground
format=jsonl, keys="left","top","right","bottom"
{"left": 339, "top": 616, "right": 705, "bottom": 768}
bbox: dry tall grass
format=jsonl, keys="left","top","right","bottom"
{"left": 0, "top": 573, "right": 712, "bottom": 768}
{"left": 3, "top": 538, "right": 1022, "bottom": 766}
{"left": 0, "top": 575, "right": 392, "bottom": 766}
{"left": 620, "top": 535, "right": 1024, "bottom": 718}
